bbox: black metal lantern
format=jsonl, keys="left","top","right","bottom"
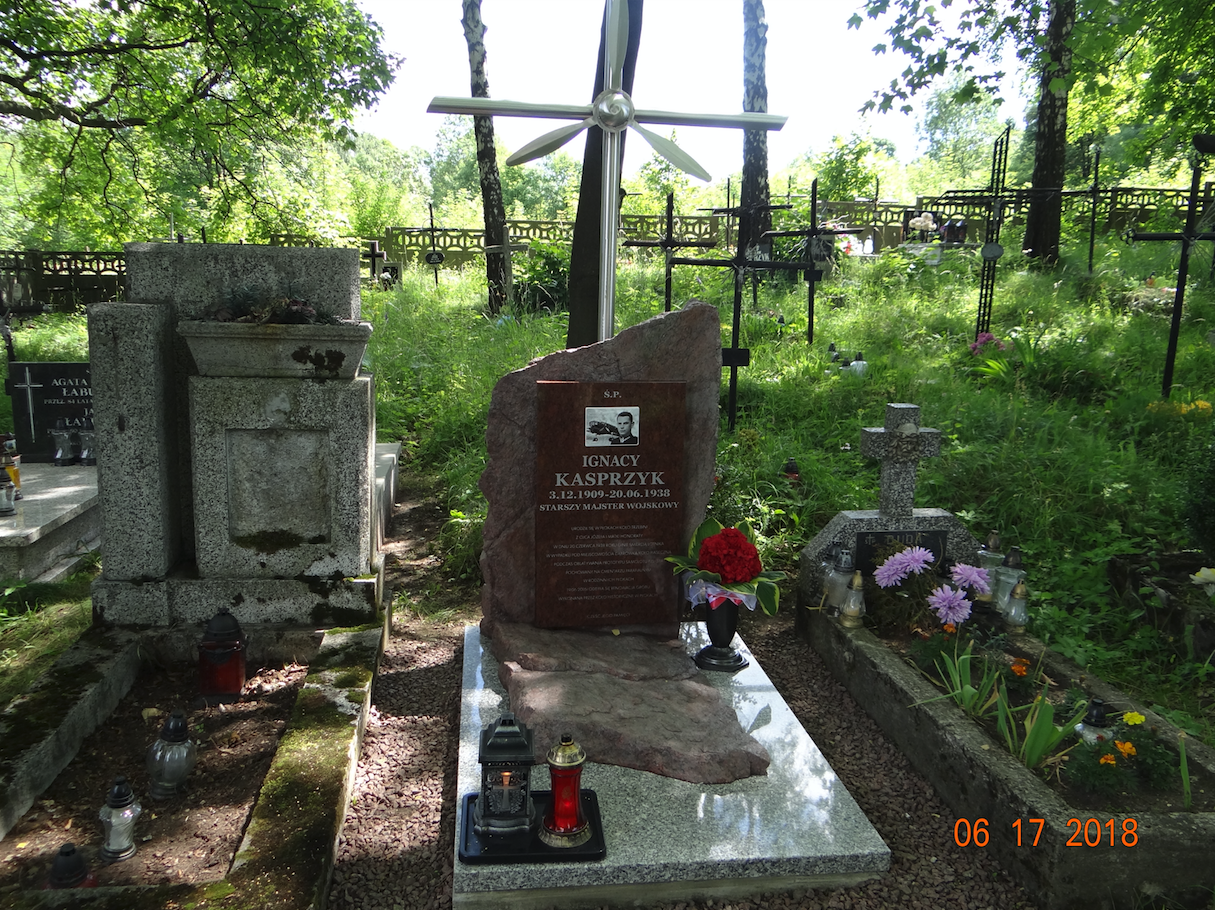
{"left": 472, "top": 712, "right": 537, "bottom": 841}
{"left": 45, "top": 843, "right": 98, "bottom": 889}
{"left": 198, "top": 606, "right": 247, "bottom": 703}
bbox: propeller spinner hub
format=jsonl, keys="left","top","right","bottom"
{"left": 592, "top": 89, "right": 634, "bottom": 133}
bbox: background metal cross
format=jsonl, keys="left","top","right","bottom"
{"left": 429, "top": 0, "right": 786, "bottom": 341}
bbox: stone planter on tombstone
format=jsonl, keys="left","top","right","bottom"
{"left": 177, "top": 320, "right": 372, "bottom": 380}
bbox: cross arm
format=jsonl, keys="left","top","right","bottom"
{"left": 428, "top": 96, "right": 786, "bottom": 132}
{"left": 429, "top": 97, "right": 592, "bottom": 120}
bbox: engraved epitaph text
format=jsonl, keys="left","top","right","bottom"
{"left": 534, "top": 381, "right": 685, "bottom": 628}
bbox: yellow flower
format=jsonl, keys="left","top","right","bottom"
{"left": 1115, "top": 740, "right": 1137, "bottom": 758}
{"left": 1123, "top": 711, "right": 1145, "bottom": 726}
{"left": 1100, "top": 754, "right": 1117, "bottom": 766}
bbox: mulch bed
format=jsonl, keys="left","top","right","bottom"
{"left": 0, "top": 662, "right": 305, "bottom": 892}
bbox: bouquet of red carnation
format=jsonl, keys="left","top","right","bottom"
{"left": 666, "top": 518, "right": 784, "bottom": 616}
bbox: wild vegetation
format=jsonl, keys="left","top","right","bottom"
{"left": 360, "top": 222, "right": 1215, "bottom": 755}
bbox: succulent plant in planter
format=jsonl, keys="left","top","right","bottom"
{"left": 206, "top": 289, "right": 346, "bottom": 326}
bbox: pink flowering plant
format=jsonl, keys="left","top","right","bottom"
{"left": 871, "top": 545, "right": 990, "bottom": 634}
{"left": 969, "top": 331, "right": 1008, "bottom": 355}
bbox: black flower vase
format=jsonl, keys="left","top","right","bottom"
{"left": 695, "top": 601, "right": 749, "bottom": 672}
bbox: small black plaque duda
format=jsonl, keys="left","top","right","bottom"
{"left": 980, "top": 242, "right": 1004, "bottom": 261}
{"left": 854, "top": 529, "right": 949, "bottom": 576}
{"left": 424, "top": 250, "right": 445, "bottom": 265}
{"left": 458, "top": 790, "right": 606, "bottom": 864}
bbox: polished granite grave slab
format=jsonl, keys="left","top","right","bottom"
{"left": 0, "top": 463, "right": 99, "bottom": 580}
{"left": 453, "top": 623, "right": 890, "bottom": 910}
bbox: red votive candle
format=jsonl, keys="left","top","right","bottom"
{"left": 540, "top": 734, "right": 590, "bottom": 848}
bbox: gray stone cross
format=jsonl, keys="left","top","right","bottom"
{"left": 859, "top": 403, "right": 942, "bottom": 519}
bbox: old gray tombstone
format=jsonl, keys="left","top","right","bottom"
{"left": 88, "top": 243, "right": 382, "bottom": 626}
{"left": 798, "top": 402, "right": 981, "bottom": 611}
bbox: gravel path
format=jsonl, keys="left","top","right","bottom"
{"left": 328, "top": 486, "right": 1042, "bottom": 910}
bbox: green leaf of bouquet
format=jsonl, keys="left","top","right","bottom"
{"left": 757, "top": 581, "right": 779, "bottom": 616}
{"left": 681, "top": 569, "right": 723, "bottom": 584}
{"left": 665, "top": 555, "right": 698, "bottom": 572}
{"left": 736, "top": 518, "right": 757, "bottom": 545}
{"left": 691, "top": 517, "right": 723, "bottom": 556}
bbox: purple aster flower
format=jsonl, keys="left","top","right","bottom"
{"left": 928, "top": 585, "right": 973, "bottom": 625}
{"left": 874, "top": 557, "right": 909, "bottom": 588}
{"left": 951, "top": 563, "right": 991, "bottom": 595}
{"left": 901, "top": 547, "right": 935, "bottom": 575}
{"left": 875, "top": 547, "right": 936, "bottom": 587}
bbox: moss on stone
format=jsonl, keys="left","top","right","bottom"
{"left": 0, "top": 638, "right": 122, "bottom": 774}
{"left": 4, "top": 623, "right": 378, "bottom": 910}
{"left": 229, "top": 530, "right": 327, "bottom": 554}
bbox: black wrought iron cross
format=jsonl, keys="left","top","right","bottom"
{"left": 1126, "top": 134, "right": 1215, "bottom": 398}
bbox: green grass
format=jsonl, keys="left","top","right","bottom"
{"left": 0, "top": 565, "right": 97, "bottom": 708}
{"left": 3, "top": 229, "right": 1212, "bottom": 750}
{"left": 364, "top": 234, "right": 1215, "bottom": 749}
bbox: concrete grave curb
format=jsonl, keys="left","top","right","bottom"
{"left": 0, "top": 621, "right": 385, "bottom": 910}
{"left": 799, "top": 608, "right": 1215, "bottom": 910}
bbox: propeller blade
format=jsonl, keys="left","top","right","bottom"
{"left": 633, "top": 109, "right": 787, "bottom": 131}
{"left": 631, "top": 123, "right": 712, "bottom": 182}
{"left": 605, "top": 0, "right": 629, "bottom": 93}
{"left": 506, "top": 118, "right": 595, "bottom": 166}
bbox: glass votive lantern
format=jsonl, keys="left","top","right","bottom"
{"left": 540, "top": 733, "right": 591, "bottom": 848}
{"left": 472, "top": 713, "right": 536, "bottom": 841}
{"left": 1004, "top": 581, "right": 1029, "bottom": 632}
{"left": 50, "top": 423, "right": 75, "bottom": 466}
{"left": 839, "top": 570, "right": 867, "bottom": 628}
{"left": 975, "top": 532, "right": 1004, "bottom": 603}
{"left": 98, "top": 776, "right": 142, "bottom": 862}
{"left": 147, "top": 708, "right": 197, "bottom": 799}
{"left": 77, "top": 425, "right": 97, "bottom": 466}
{"left": 0, "top": 475, "right": 15, "bottom": 515}
{"left": 198, "top": 606, "right": 247, "bottom": 702}
{"left": 993, "top": 546, "right": 1027, "bottom": 614}
{"left": 825, "top": 547, "right": 856, "bottom": 614}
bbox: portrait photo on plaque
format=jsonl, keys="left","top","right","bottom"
{"left": 585, "top": 406, "right": 639, "bottom": 446}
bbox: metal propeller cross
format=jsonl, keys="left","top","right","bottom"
{"left": 429, "top": 0, "right": 786, "bottom": 341}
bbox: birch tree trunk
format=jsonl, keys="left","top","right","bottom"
{"left": 462, "top": 0, "right": 511, "bottom": 313}
{"left": 741, "top": 0, "right": 772, "bottom": 260}
{"left": 566, "top": 0, "right": 643, "bottom": 349}
{"left": 1021, "top": 0, "right": 1074, "bottom": 265}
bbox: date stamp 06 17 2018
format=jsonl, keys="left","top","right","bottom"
{"left": 954, "top": 817, "right": 1139, "bottom": 848}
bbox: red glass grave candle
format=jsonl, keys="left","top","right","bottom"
{"left": 540, "top": 734, "right": 590, "bottom": 848}
{"left": 198, "top": 606, "right": 247, "bottom": 701}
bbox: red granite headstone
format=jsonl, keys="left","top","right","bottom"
{"left": 534, "top": 380, "right": 685, "bottom": 628}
